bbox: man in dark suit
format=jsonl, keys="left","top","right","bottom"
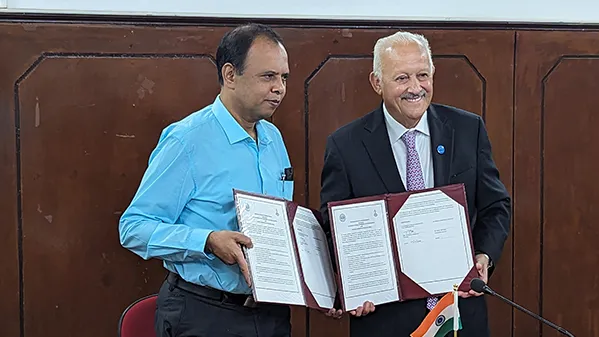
{"left": 320, "top": 31, "right": 511, "bottom": 337}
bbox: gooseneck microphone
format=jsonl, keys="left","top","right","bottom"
{"left": 470, "top": 278, "right": 574, "bottom": 337}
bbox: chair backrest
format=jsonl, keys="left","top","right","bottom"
{"left": 118, "top": 294, "right": 158, "bottom": 337}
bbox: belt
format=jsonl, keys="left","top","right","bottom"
{"left": 166, "top": 272, "right": 255, "bottom": 307}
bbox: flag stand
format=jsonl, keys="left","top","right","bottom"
{"left": 453, "top": 284, "right": 459, "bottom": 337}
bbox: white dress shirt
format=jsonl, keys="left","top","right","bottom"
{"left": 383, "top": 104, "right": 434, "bottom": 190}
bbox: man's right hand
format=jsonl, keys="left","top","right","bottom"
{"left": 205, "top": 230, "right": 253, "bottom": 286}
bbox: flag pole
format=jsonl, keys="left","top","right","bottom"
{"left": 453, "top": 284, "right": 459, "bottom": 337}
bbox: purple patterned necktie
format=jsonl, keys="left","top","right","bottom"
{"left": 400, "top": 130, "right": 439, "bottom": 310}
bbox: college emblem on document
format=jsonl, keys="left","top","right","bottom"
{"left": 373, "top": 209, "right": 378, "bottom": 217}
{"left": 340, "top": 213, "right": 346, "bottom": 222}
{"left": 435, "top": 315, "right": 446, "bottom": 326}
{"left": 244, "top": 203, "right": 250, "bottom": 211}
{"left": 275, "top": 210, "right": 279, "bottom": 217}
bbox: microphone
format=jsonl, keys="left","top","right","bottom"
{"left": 470, "top": 278, "right": 575, "bottom": 337}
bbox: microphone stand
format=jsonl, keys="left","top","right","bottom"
{"left": 488, "top": 289, "right": 575, "bottom": 337}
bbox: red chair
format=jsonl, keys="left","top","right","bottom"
{"left": 118, "top": 294, "right": 158, "bottom": 337}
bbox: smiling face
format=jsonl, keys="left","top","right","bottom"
{"left": 223, "top": 36, "right": 290, "bottom": 123}
{"left": 369, "top": 41, "right": 433, "bottom": 128}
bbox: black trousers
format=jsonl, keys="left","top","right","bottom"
{"left": 155, "top": 280, "right": 291, "bottom": 337}
{"left": 350, "top": 296, "right": 490, "bottom": 337}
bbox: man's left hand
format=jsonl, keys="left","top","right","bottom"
{"left": 458, "top": 253, "right": 489, "bottom": 298}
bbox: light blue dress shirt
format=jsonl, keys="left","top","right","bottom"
{"left": 119, "top": 96, "right": 293, "bottom": 295}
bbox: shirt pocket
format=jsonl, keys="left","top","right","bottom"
{"left": 278, "top": 180, "right": 294, "bottom": 201}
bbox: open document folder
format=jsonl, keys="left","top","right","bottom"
{"left": 233, "top": 184, "right": 478, "bottom": 312}
{"left": 233, "top": 189, "right": 338, "bottom": 311}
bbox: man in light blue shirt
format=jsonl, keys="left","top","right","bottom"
{"left": 119, "top": 23, "right": 293, "bottom": 337}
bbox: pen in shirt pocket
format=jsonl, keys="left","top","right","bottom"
{"left": 281, "top": 167, "right": 293, "bottom": 193}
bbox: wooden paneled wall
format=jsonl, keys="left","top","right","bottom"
{"left": 0, "top": 18, "right": 596, "bottom": 337}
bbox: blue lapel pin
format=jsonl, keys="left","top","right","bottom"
{"left": 437, "top": 145, "right": 445, "bottom": 155}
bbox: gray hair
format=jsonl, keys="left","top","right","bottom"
{"left": 372, "top": 31, "right": 434, "bottom": 78}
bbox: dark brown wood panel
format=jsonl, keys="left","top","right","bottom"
{"left": 515, "top": 31, "right": 599, "bottom": 337}
{"left": 305, "top": 30, "right": 514, "bottom": 337}
{"left": 17, "top": 55, "right": 219, "bottom": 337}
{"left": 0, "top": 26, "right": 21, "bottom": 337}
{"left": 306, "top": 56, "right": 378, "bottom": 211}
{"left": 544, "top": 58, "right": 599, "bottom": 336}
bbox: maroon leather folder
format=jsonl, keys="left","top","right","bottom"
{"left": 327, "top": 183, "right": 479, "bottom": 311}
{"left": 233, "top": 189, "right": 337, "bottom": 311}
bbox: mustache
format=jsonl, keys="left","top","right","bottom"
{"left": 401, "top": 90, "right": 427, "bottom": 99}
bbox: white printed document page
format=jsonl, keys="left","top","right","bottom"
{"left": 330, "top": 199, "right": 399, "bottom": 311}
{"left": 291, "top": 206, "right": 337, "bottom": 309}
{"left": 235, "top": 193, "right": 305, "bottom": 306}
{"left": 392, "top": 190, "right": 474, "bottom": 295}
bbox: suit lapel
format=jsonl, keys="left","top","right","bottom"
{"left": 428, "top": 105, "right": 454, "bottom": 187}
{"left": 362, "top": 106, "right": 406, "bottom": 193}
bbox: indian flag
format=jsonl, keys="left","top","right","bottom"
{"left": 411, "top": 289, "right": 461, "bottom": 337}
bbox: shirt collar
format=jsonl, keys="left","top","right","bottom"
{"left": 213, "top": 95, "right": 272, "bottom": 146}
{"left": 383, "top": 103, "right": 430, "bottom": 143}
